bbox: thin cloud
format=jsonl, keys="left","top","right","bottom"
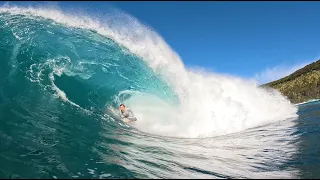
{"left": 255, "top": 61, "right": 313, "bottom": 85}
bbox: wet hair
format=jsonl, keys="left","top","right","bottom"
{"left": 120, "top": 104, "right": 125, "bottom": 107}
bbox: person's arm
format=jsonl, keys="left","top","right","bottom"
{"left": 119, "top": 109, "right": 125, "bottom": 119}
{"left": 128, "top": 108, "right": 135, "bottom": 117}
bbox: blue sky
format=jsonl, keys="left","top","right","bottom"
{"left": 1, "top": 1, "right": 320, "bottom": 84}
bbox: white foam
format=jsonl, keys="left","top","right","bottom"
{"left": 295, "top": 99, "right": 320, "bottom": 106}
{"left": 99, "top": 173, "right": 111, "bottom": 179}
{"left": 0, "top": 5, "right": 298, "bottom": 138}
{"left": 49, "top": 72, "right": 80, "bottom": 108}
{"left": 87, "top": 168, "right": 95, "bottom": 175}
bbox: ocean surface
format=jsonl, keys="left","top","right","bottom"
{"left": 0, "top": 5, "right": 319, "bottom": 179}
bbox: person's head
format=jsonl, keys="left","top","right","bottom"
{"left": 120, "top": 104, "right": 125, "bottom": 111}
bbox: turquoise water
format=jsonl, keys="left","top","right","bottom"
{"left": 1, "top": 8, "right": 320, "bottom": 179}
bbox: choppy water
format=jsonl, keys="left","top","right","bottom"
{"left": 0, "top": 4, "right": 319, "bottom": 179}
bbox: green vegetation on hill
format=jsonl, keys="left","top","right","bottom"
{"left": 261, "top": 60, "right": 320, "bottom": 104}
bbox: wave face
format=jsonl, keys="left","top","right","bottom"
{"left": 0, "top": 5, "right": 298, "bottom": 138}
